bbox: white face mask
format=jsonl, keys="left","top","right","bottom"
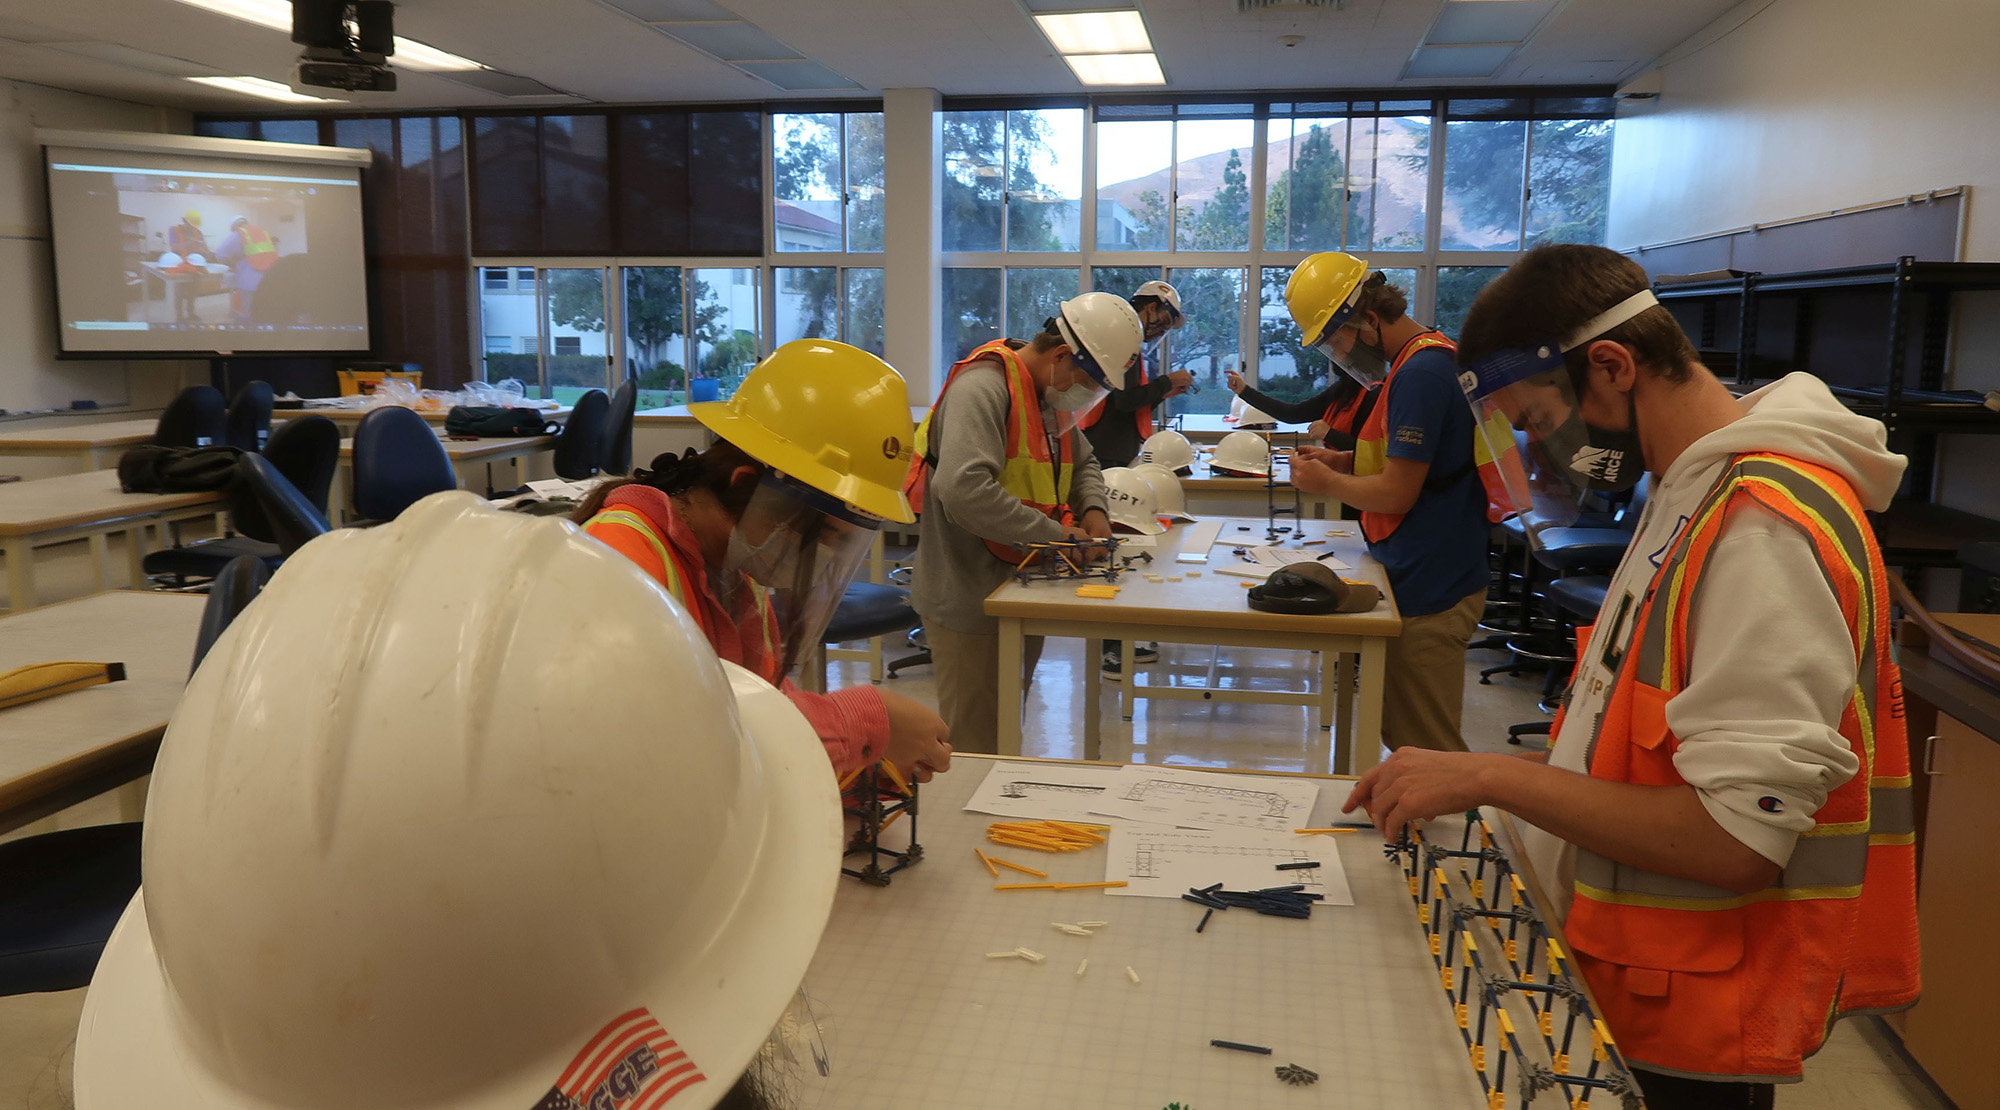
{"left": 1050, "top": 381, "right": 1102, "bottom": 411}
{"left": 726, "top": 525, "right": 806, "bottom": 589}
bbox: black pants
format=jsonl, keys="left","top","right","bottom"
{"left": 1632, "top": 1068, "right": 1775, "bottom": 1110}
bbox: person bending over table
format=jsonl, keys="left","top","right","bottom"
{"left": 1345, "top": 244, "right": 1918, "bottom": 1110}
{"left": 573, "top": 339, "right": 952, "bottom": 785}
{"left": 907, "top": 292, "right": 1145, "bottom": 755}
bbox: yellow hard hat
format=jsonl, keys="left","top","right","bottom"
{"left": 184, "top": 210, "right": 202, "bottom": 226}
{"left": 1284, "top": 251, "right": 1371, "bottom": 347}
{"left": 690, "top": 339, "right": 917, "bottom": 524}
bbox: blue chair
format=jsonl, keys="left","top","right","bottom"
{"left": 809, "top": 581, "right": 920, "bottom": 690}
{"left": 0, "top": 566, "right": 270, "bottom": 996}
{"left": 261, "top": 415, "right": 341, "bottom": 518}
{"left": 602, "top": 380, "right": 638, "bottom": 476}
{"left": 154, "top": 385, "right": 226, "bottom": 449}
{"left": 352, "top": 406, "right": 457, "bottom": 522}
{"left": 223, "top": 380, "right": 274, "bottom": 452}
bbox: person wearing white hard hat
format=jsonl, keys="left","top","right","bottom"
{"left": 907, "top": 291, "right": 1144, "bottom": 753}
{"left": 1135, "top": 428, "right": 1198, "bottom": 475}
{"left": 573, "top": 339, "right": 952, "bottom": 785}
{"left": 1345, "top": 244, "right": 1917, "bottom": 1108}
{"left": 76, "top": 493, "right": 838, "bottom": 1110}
{"left": 1079, "top": 280, "right": 1196, "bottom": 467}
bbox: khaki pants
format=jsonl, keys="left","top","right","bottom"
{"left": 926, "top": 625, "right": 1046, "bottom": 756}
{"left": 1381, "top": 588, "right": 1485, "bottom": 752}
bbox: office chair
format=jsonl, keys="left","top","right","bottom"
{"left": 602, "top": 380, "right": 638, "bottom": 476}
{"left": 351, "top": 405, "right": 457, "bottom": 522}
{"left": 144, "top": 450, "right": 334, "bottom": 587}
{"left": 223, "top": 380, "right": 274, "bottom": 452}
{"left": 551, "top": 389, "right": 610, "bottom": 482}
{"left": 260, "top": 414, "right": 340, "bottom": 517}
{"left": 0, "top": 562, "right": 270, "bottom": 996}
{"left": 154, "top": 385, "right": 226, "bottom": 449}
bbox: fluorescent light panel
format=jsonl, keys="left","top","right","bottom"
{"left": 185, "top": 75, "right": 344, "bottom": 103}
{"left": 1033, "top": 10, "right": 1152, "bottom": 55}
{"left": 1063, "top": 51, "right": 1164, "bottom": 86}
{"left": 166, "top": 0, "right": 486, "bottom": 70}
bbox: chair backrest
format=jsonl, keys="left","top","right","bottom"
{"left": 552, "top": 389, "right": 611, "bottom": 481}
{"left": 224, "top": 380, "right": 275, "bottom": 452}
{"left": 352, "top": 406, "right": 458, "bottom": 522}
{"left": 261, "top": 414, "right": 340, "bottom": 516}
{"left": 602, "top": 380, "right": 638, "bottom": 476}
{"left": 227, "top": 453, "right": 331, "bottom": 553}
{"left": 192, "top": 554, "right": 271, "bottom": 676}
{"left": 155, "top": 385, "right": 226, "bottom": 448}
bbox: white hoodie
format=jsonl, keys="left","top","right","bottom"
{"left": 1520, "top": 373, "right": 1908, "bottom": 918}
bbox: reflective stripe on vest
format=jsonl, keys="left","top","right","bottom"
{"left": 1564, "top": 451, "right": 1919, "bottom": 1080}
{"left": 583, "top": 506, "right": 783, "bottom": 684}
{"left": 1078, "top": 351, "right": 1154, "bottom": 442}
{"left": 908, "top": 340, "right": 1074, "bottom": 562}
{"left": 1353, "top": 332, "right": 1526, "bottom": 544}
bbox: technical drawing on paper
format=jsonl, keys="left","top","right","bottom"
{"left": 1092, "top": 764, "right": 1319, "bottom": 832}
{"left": 1000, "top": 780, "right": 1109, "bottom": 800}
{"left": 1107, "top": 826, "right": 1354, "bottom": 906}
{"left": 962, "top": 761, "right": 1124, "bottom": 822}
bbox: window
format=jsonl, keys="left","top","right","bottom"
{"left": 623, "top": 267, "right": 686, "bottom": 407}
{"left": 774, "top": 266, "right": 886, "bottom": 357}
{"left": 1095, "top": 120, "right": 1171, "bottom": 251}
{"left": 691, "top": 268, "right": 760, "bottom": 398}
{"left": 843, "top": 268, "right": 886, "bottom": 357}
{"left": 1174, "top": 119, "right": 1254, "bottom": 252}
{"left": 773, "top": 112, "right": 887, "bottom": 254}
{"left": 1349, "top": 113, "right": 1430, "bottom": 252}
{"left": 516, "top": 267, "right": 536, "bottom": 290}
{"left": 1163, "top": 267, "right": 1245, "bottom": 415}
{"left": 1257, "top": 265, "right": 1326, "bottom": 401}
{"left": 1434, "top": 266, "right": 1507, "bottom": 337}
{"left": 1264, "top": 116, "right": 1350, "bottom": 253}
{"left": 1443, "top": 118, "right": 1526, "bottom": 250}
{"left": 943, "top": 109, "right": 1085, "bottom": 254}
{"left": 942, "top": 268, "right": 1002, "bottom": 369}
{"left": 484, "top": 335, "right": 510, "bottom": 354}
{"left": 1526, "top": 118, "right": 1612, "bottom": 247}
{"left": 483, "top": 267, "right": 510, "bottom": 292}
{"left": 544, "top": 268, "right": 609, "bottom": 402}
{"left": 553, "top": 336, "right": 583, "bottom": 357}
{"left": 1005, "top": 268, "right": 1080, "bottom": 340}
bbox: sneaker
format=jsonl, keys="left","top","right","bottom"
{"left": 1101, "top": 644, "right": 1162, "bottom": 674}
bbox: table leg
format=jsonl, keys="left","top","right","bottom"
{"left": 1334, "top": 651, "right": 1355, "bottom": 772}
{"left": 1083, "top": 639, "right": 1102, "bottom": 763}
{"left": 125, "top": 524, "right": 148, "bottom": 589}
{"left": 88, "top": 533, "right": 112, "bottom": 591}
{"left": 997, "top": 617, "right": 1024, "bottom": 757}
{"left": 1120, "top": 637, "right": 1137, "bottom": 723}
{"left": 1351, "top": 636, "right": 1388, "bottom": 775}
{"left": 3, "top": 537, "right": 34, "bottom": 612}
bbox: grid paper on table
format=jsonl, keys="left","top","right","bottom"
{"left": 794, "top": 761, "right": 1488, "bottom": 1109}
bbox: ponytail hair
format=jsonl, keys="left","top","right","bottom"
{"left": 570, "top": 440, "right": 765, "bottom": 524}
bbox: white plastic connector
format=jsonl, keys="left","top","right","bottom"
{"left": 986, "top": 951, "right": 1020, "bottom": 959}
{"left": 1016, "top": 946, "right": 1046, "bottom": 963}
{"left": 1126, "top": 965, "right": 1141, "bottom": 983}
{"left": 1078, "top": 921, "right": 1107, "bottom": 928}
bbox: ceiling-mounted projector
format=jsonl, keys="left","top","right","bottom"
{"left": 293, "top": 0, "right": 397, "bottom": 92}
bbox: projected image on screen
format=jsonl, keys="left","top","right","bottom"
{"left": 46, "top": 145, "right": 370, "bottom": 355}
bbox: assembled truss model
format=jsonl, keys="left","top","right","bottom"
{"left": 1264, "top": 430, "right": 1306, "bottom": 541}
{"left": 840, "top": 759, "right": 922, "bottom": 886}
{"left": 1011, "top": 536, "right": 1132, "bottom": 585}
{"left": 1387, "top": 814, "right": 1647, "bottom": 1110}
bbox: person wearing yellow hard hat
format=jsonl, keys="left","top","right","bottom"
{"left": 572, "top": 338, "right": 952, "bottom": 786}
{"left": 165, "top": 209, "right": 209, "bottom": 322}
{"left": 1281, "top": 253, "right": 1502, "bottom": 755}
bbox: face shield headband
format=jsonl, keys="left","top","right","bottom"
{"left": 1459, "top": 288, "right": 1662, "bottom": 497}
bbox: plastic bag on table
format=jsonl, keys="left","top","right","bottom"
{"left": 364, "top": 377, "right": 420, "bottom": 410}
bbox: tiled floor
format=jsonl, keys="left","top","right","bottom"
{"left": 0, "top": 537, "right": 1955, "bottom": 1109}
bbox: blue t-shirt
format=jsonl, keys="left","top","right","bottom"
{"left": 1370, "top": 345, "right": 1489, "bottom": 616}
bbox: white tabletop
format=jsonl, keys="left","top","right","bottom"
{"left": 0, "top": 418, "right": 159, "bottom": 451}
{"left": 0, "top": 590, "right": 203, "bottom": 832}
{"left": 0, "top": 470, "right": 225, "bottom": 537}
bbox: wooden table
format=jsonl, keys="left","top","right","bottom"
{"left": 0, "top": 418, "right": 159, "bottom": 474}
{"left": 985, "top": 517, "right": 1400, "bottom": 774}
{"left": 0, "top": 471, "right": 225, "bottom": 611}
{"left": 1181, "top": 460, "right": 1339, "bottom": 521}
{"left": 0, "top": 591, "right": 203, "bottom": 834}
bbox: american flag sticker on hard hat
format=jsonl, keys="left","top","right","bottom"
{"left": 532, "top": 1008, "right": 705, "bottom": 1110}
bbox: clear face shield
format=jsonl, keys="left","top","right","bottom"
{"left": 1048, "top": 345, "right": 1135, "bottom": 435}
{"left": 1309, "top": 314, "right": 1390, "bottom": 388}
{"left": 1459, "top": 290, "right": 1661, "bottom": 544}
{"left": 722, "top": 470, "right": 883, "bottom": 677}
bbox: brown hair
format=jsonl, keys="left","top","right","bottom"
{"left": 1029, "top": 316, "right": 1066, "bottom": 353}
{"left": 1457, "top": 244, "right": 1699, "bottom": 387}
{"left": 1352, "top": 271, "right": 1408, "bottom": 324}
{"left": 570, "top": 440, "right": 764, "bottom": 524}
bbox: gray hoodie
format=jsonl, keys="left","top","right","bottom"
{"left": 1519, "top": 373, "right": 1908, "bottom": 917}
{"left": 912, "top": 357, "right": 1108, "bottom": 634}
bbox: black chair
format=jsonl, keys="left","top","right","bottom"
{"left": 808, "top": 580, "right": 920, "bottom": 690}
{"left": 0, "top": 570, "right": 268, "bottom": 997}
{"left": 154, "top": 385, "right": 226, "bottom": 448}
{"left": 602, "top": 380, "right": 638, "bottom": 476}
{"left": 552, "top": 389, "right": 611, "bottom": 482}
{"left": 144, "top": 453, "right": 332, "bottom": 586}
{"left": 883, "top": 565, "right": 932, "bottom": 678}
{"left": 223, "top": 380, "right": 274, "bottom": 452}
{"left": 1506, "top": 574, "right": 1611, "bottom": 746}
{"left": 261, "top": 414, "right": 340, "bottom": 517}
{"left": 352, "top": 405, "right": 457, "bottom": 522}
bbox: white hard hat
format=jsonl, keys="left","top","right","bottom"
{"left": 1212, "top": 431, "right": 1272, "bottom": 477}
{"left": 158, "top": 251, "right": 183, "bottom": 268}
{"left": 1135, "top": 429, "right": 1197, "bottom": 474}
{"left": 1132, "top": 461, "right": 1198, "bottom": 522}
{"left": 75, "top": 492, "right": 841, "bottom": 1110}
{"left": 1132, "top": 280, "right": 1185, "bottom": 329}
{"left": 1101, "top": 466, "right": 1166, "bottom": 535}
{"left": 1054, "top": 290, "right": 1144, "bottom": 392}
{"left": 186, "top": 252, "right": 206, "bottom": 267}
{"left": 1229, "top": 393, "right": 1277, "bottom": 429}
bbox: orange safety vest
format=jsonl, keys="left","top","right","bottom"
{"left": 1077, "top": 350, "right": 1154, "bottom": 441}
{"left": 240, "top": 225, "right": 278, "bottom": 272}
{"left": 1321, "top": 383, "right": 1378, "bottom": 442}
{"left": 906, "top": 340, "right": 1074, "bottom": 563}
{"left": 1558, "top": 452, "right": 1919, "bottom": 1082}
{"left": 581, "top": 502, "right": 784, "bottom": 685}
{"left": 1352, "top": 331, "right": 1528, "bottom": 544}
